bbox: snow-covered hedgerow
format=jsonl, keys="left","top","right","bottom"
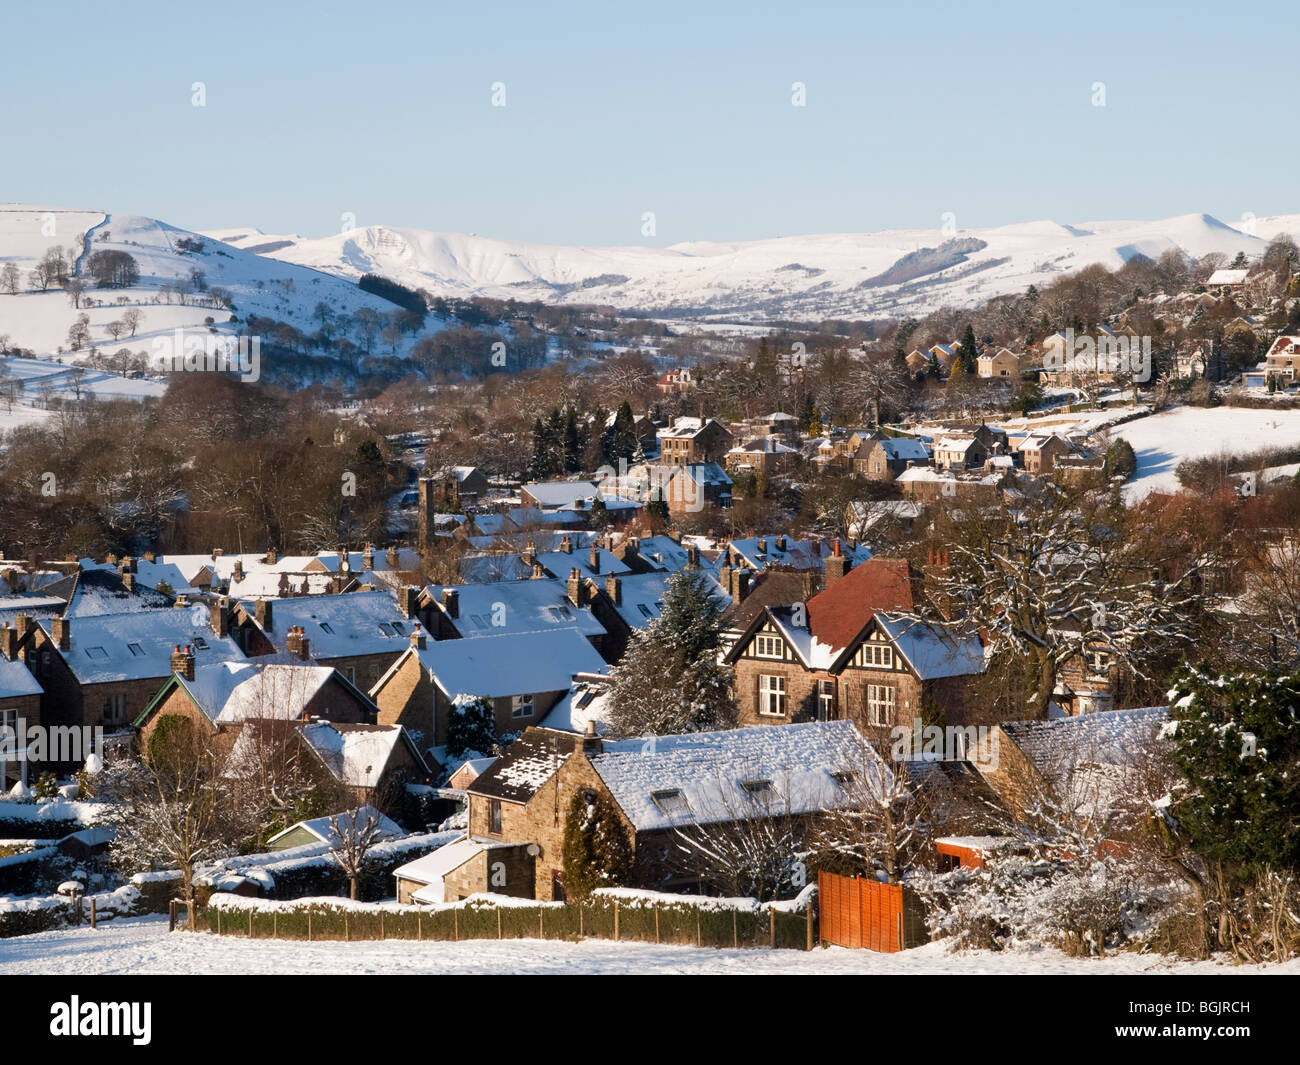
{"left": 199, "top": 886, "right": 815, "bottom": 950}
{"left": 0, "top": 884, "right": 143, "bottom": 938}
{"left": 918, "top": 855, "right": 1173, "bottom": 956}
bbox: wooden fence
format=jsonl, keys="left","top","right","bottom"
{"left": 817, "top": 871, "right": 927, "bottom": 952}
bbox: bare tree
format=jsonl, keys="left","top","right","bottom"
{"left": 328, "top": 803, "right": 387, "bottom": 900}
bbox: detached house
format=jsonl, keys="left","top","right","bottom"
{"left": 656, "top": 417, "right": 734, "bottom": 467}
{"left": 855, "top": 436, "right": 931, "bottom": 482}
{"left": 401, "top": 719, "right": 880, "bottom": 902}
{"left": 977, "top": 348, "right": 1024, "bottom": 379}
{"left": 725, "top": 556, "right": 986, "bottom": 736}
{"left": 934, "top": 435, "right": 988, "bottom": 471}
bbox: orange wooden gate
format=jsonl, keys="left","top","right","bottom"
{"left": 818, "top": 870, "right": 927, "bottom": 952}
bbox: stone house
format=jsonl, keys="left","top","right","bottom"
{"left": 854, "top": 436, "right": 931, "bottom": 482}
{"left": 409, "top": 719, "right": 879, "bottom": 902}
{"left": 725, "top": 556, "right": 985, "bottom": 739}
{"left": 369, "top": 626, "right": 609, "bottom": 747}
{"left": 655, "top": 418, "right": 734, "bottom": 467}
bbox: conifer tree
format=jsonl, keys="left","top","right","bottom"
{"left": 562, "top": 788, "right": 633, "bottom": 899}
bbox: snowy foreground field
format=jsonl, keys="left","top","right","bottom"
{"left": 0, "top": 916, "right": 1294, "bottom": 975}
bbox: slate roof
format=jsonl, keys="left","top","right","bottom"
{"left": 467, "top": 729, "right": 579, "bottom": 803}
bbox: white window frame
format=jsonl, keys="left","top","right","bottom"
{"left": 758, "top": 674, "right": 786, "bottom": 717}
{"left": 858, "top": 642, "right": 893, "bottom": 669}
{"left": 867, "top": 684, "right": 895, "bottom": 726}
{"left": 817, "top": 679, "right": 836, "bottom": 721}
{"left": 754, "top": 634, "right": 784, "bottom": 659}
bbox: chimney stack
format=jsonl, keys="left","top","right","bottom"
{"left": 170, "top": 644, "right": 195, "bottom": 681}
{"left": 386, "top": 546, "right": 399, "bottom": 568}
{"left": 605, "top": 575, "right": 622, "bottom": 605}
{"left": 363, "top": 543, "right": 375, "bottom": 570}
{"left": 756, "top": 537, "right": 768, "bottom": 554}
{"left": 582, "top": 719, "right": 602, "bottom": 754}
{"left": 522, "top": 541, "right": 537, "bottom": 565}
{"left": 440, "top": 588, "right": 459, "bottom": 619}
{"left": 531, "top": 562, "right": 546, "bottom": 580}
{"left": 143, "top": 550, "right": 156, "bottom": 563}
{"left": 401, "top": 585, "right": 420, "bottom": 619}
{"left": 730, "top": 568, "right": 751, "bottom": 603}
{"left": 559, "top": 535, "right": 573, "bottom": 554}
{"left": 589, "top": 545, "right": 600, "bottom": 573}
{"left": 52, "top": 615, "right": 70, "bottom": 651}
{"left": 567, "top": 568, "right": 588, "bottom": 608}
{"left": 121, "top": 572, "right": 135, "bottom": 593}
{"left": 0, "top": 623, "right": 17, "bottom": 662}
{"left": 685, "top": 544, "right": 700, "bottom": 569}
{"left": 253, "top": 597, "right": 273, "bottom": 631}
{"left": 410, "top": 623, "right": 427, "bottom": 650}
{"left": 118, "top": 556, "right": 136, "bottom": 575}
{"left": 210, "top": 596, "right": 231, "bottom": 637}
{"left": 286, "top": 626, "right": 310, "bottom": 661}
{"left": 825, "top": 539, "right": 851, "bottom": 588}
{"left": 265, "top": 546, "right": 278, "bottom": 565}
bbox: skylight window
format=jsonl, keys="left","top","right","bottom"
{"left": 319, "top": 622, "right": 335, "bottom": 635}
{"left": 636, "top": 603, "right": 654, "bottom": 619}
{"left": 830, "top": 770, "right": 855, "bottom": 787}
{"left": 127, "top": 643, "right": 144, "bottom": 658}
{"left": 192, "top": 636, "right": 209, "bottom": 650}
{"left": 391, "top": 622, "right": 406, "bottom": 636}
{"left": 651, "top": 788, "right": 690, "bottom": 817}
{"left": 470, "top": 614, "right": 488, "bottom": 629}
{"left": 377, "top": 623, "right": 394, "bottom": 636}
{"left": 740, "top": 779, "right": 776, "bottom": 803}
{"left": 84, "top": 646, "right": 108, "bottom": 660}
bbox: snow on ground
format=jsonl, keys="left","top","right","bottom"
{"left": 0, "top": 915, "right": 1293, "bottom": 975}
{"left": 0, "top": 205, "right": 447, "bottom": 372}
{"left": 1116, "top": 406, "right": 1300, "bottom": 500}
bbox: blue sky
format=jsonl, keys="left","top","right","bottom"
{"left": 6, "top": 0, "right": 1295, "bottom": 245}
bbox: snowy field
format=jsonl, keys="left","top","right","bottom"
{"left": 1116, "top": 406, "right": 1300, "bottom": 500}
{"left": 0, "top": 915, "right": 1293, "bottom": 975}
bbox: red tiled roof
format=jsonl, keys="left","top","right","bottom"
{"left": 806, "top": 558, "right": 918, "bottom": 655}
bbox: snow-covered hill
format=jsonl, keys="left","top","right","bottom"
{"left": 207, "top": 212, "right": 1300, "bottom": 322}
{"left": 0, "top": 205, "right": 438, "bottom": 366}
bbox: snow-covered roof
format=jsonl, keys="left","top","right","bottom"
{"left": 999, "top": 705, "right": 1169, "bottom": 776}
{"left": 44, "top": 611, "right": 246, "bottom": 684}
{"left": 591, "top": 720, "right": 883, "bottom": 832}
{"left": 1207, "top": 268, "right": 1248, "bottom": 285}
{"left": 398, "top": 835, "right": 523, "bottom": 901}
{"left": 426, "top": 579, "right": 607, "bottom": 639}
{"left": 176, "top": 661, "right": 346, "bottom": 724}
{"left": 240, "top": 590, "right": 416, "bottom": 660}
{"left": 876, "top": 437, "right": 931, "bottom": 461}
{"left": 874, "top": 613, "right": 986, "bottom": 680}
{"left": 413, "top": 628, "right": 608, "bottom": 701}
{"left": 300, "top": 721, "right": 419, "bottom": 789}
{"left": 268, "top": 804, "right": 402, "bottom": 848}
{"left": 607, "top": 570, "right": 728, "bottom": 631}
{"left": 540, "top": 677, "right": 614, "bottom": 735}
{"left": 0, "top": 656, "right": 42, "bottom": 698}
{"left": 523, "top": 480, "right": 603, "bottom": 509}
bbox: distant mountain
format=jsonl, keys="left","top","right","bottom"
{"left": 0, "top": 206, "right": 441, "bottom": 376}
{"left": 206, "top": 212, "right": 1300, "bottom": 322}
